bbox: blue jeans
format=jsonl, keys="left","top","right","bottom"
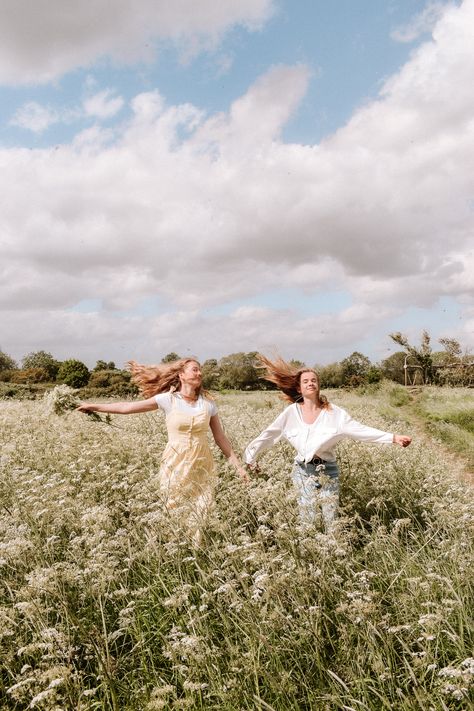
{"left": 291, "top": 459, "right": 340, "bottom": 531}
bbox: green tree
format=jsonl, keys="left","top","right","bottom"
{"left": 436, "top": 337, "right": 473, "bottom": 386}
{"left": 162, "top": 352, "right": 180, "bottom": 363}
{"left": 340, "top": 351, "right": 372, "bottom": 387}
{"left": 201, "top": 359, "right": 220, "bottom": 390}
{"left": 57, "top": 359, "right": 90, "bottom": 388}
{"left": 438, "top": 337, "right": 462, "bottom": 363}
{"left": 317, "top": 362, "right": 343, "bottom": 388}
{"left": 93, "top": 360, "right": 116, "bottom": 371}
{"left": 0, "top": 350, "right": 17, "bottom": 371}
{"left": 22, "top": 350, "right": 60, "bottom": 380}
{"left": 218, "top": 352, "right": 260, "bottom": 390}
{"left": 389, "top": 330, "right": 434, "bottom": 384}
{"left": 380, "top": 351, "right": 406, "bottom": 384}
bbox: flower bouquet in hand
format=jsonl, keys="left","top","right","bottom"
{"left": 43, "top": 385, "right": 112, "bottom": 424}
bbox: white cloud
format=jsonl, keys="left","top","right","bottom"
{"left": 83, "top": 89, "right": 125, "bottom": 119}
{"left": 0, "top": 0, "right": 275, "bottom": 85}
{"left": 1, "top": 1, "right": 474, "bottom": 363}
{"left": 9, "top": 87, "right": 125, "bottom": 134}
{"left": 391, "top": 1, "right": 452, "bottom": 43}
{"left": 9, "top": 101, "right": 60, "bottom": 133}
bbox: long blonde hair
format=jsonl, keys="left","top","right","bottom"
{"left": 128, "top": 358, "right": 207, "bottom": 399}
{"left": 256, "top": 354, "right": 330, "bottom": 408}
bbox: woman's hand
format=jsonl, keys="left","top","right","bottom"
{"left": 238, "top": 466, "right": 250, "bottom": 484}
{"left": 393, "top": 434, "right": 412, "bottom": 447}
{"left": 246, "top": 462, "right": 260, "bottom": 474}
{"left": 76, "top": 403, "right": 98, "bottom": 413}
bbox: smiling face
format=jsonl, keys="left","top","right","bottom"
{"left": 297, "top": 370, "right": 320, "bottom": 400}
{"left": 178, "top": 360, "right": 202, "bottom": 390}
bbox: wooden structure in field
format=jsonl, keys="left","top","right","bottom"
{"left": 404, "top": 355, "right": 474, "bottom": 387}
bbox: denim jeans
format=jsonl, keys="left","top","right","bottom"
{"left": 291, "top": 459, "right": 340, "bottom": 531}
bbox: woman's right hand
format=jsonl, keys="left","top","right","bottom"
{"left": 76, "top": 403, "right": 98, "bottom": 413}
{"left": 246, "top": 462, "right": 260, "bottom": 474}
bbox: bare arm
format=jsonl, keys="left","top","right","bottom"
{"left": 209, "top": 415, "right": 249, "bottom": 482}
{"left": 77, "top": 396, "right": 158, "bottom": 415}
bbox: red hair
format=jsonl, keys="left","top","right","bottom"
{"left": 128, "top": 358, "right": 209, "bottom": 399}
{"left": 256, "top": 354, "right": 330, "bottom": 407}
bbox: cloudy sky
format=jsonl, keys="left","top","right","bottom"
{"left": 1, "top": 0, "right": 473, "bottom": 368}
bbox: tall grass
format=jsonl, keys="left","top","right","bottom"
{"left": 0, "top": 389, "right": 473, "bottom": 710}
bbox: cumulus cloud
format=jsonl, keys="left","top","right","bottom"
{"left": 391, "top": 1, "right": 452, "bottom": 43}
{"left": 1, "top": 0, "right": 473, "bottom": 363}
{"left": 83, "top": 89, "right": 125, "bottom": 119}
{"left": 0, "top": 0, "right": 274, "bottom": 84}
{"left": 9, "top": 101, "right": 61, "bottom": 133}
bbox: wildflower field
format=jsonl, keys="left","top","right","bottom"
{"left": 0, "top": 385, "right": 473, "bottom": 710}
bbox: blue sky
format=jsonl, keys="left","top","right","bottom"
{"left": 0, "top": 0, "right": 472, "bottom": 367}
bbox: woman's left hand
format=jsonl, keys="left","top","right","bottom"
{"left": 238, "top": 466, "right": 251, "bottom": 484}
{"left": 393, "top": 434, "right": 412, "bottom": 447}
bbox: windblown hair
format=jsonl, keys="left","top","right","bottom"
{"left": 128, "top": 358, "right": 208, "bottom": 399}
{"left": 256, "top": 354, "right": 330, "bottom": 408}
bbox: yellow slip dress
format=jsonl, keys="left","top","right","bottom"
{"left": 159, "top": 394, "right": 216, "bottom": 538}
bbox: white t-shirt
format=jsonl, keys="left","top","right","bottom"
{"left": 154, "top": 391, "right": 218, "bottom": 417}
{"left": 244, "top": 402, "right": 393, "bottom": 464}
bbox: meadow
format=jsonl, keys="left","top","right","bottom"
{"left": 0, "top": 384, "right": 473, "bottom": 710}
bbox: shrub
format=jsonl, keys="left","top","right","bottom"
{"left": 21, "top": 351, "right": 60, "bottom": 380}
{"left": 57, "top": 359, "right": 90, "bottom": 388}
{"left": 0, "top": 350, "right": 17, "bottom": 371}
{"left": 10, "top": 367, "right": 50, "bottom": 384}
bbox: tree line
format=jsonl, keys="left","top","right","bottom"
{"left": 0, "top": 331, "right": 472, "bottom": 395}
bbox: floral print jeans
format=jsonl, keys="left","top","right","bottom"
{"left": 291, "top": 459, "right": 340, "bottom": 532}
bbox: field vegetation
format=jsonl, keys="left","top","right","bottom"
{"left": 0, "top": 384, "right": 473, "bottom": 710}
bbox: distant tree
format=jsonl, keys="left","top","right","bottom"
{"left": 93, "top": 360, "right": 116, "bottom": 371}
{"left": 389, "top": 330, "right": 434, "bottom": 384}
{"left": 289, "top": 359, "right": 305, "bottom": 370}
{"left": 22, "top": 351, "right": 60, "bottom": 380}
{"left": 88, "top": 369, "right": 132, "bottom": 390}
{"left": 380, "top": 352, "right": 406, "bottom": 384}
{"left": 317, "top": 362, "right": 343, "bottom": 388}
{"left": 340, "top": 351, "right": 372, "bottom": 387}
{"left": 438, "top": 337, "right": 462, "bottom": 363}
{"left": 436, "top": 337, "right": 473, "bottom": 386}
{"left": 366, "top": 366, "right": 382, "bottom": 384}
{"left": 57, "top": 359, "right": 90, "bottom": 388}
{"left": 218, "top": 352, "right": 260, "bottom": 390}
{"left": 0, "top": 350, "right": 18, "bottom": 371}
{"left": 161, "top": 352, "right": 180, "bottom": 363}
{"left": 201, "top": 359, "right": 220, "bottom": 390}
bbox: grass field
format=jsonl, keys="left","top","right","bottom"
{"left": 0, "top": 384, "right": 473, "bottom": 710}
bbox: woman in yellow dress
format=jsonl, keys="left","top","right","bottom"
{"left": 77, "top": 358, "right": 247, "bottom": 543}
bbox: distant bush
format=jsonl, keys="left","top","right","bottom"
{"left": 85, "top": 369, "right": 137, "bottom": 397}
{"left": 21, "top": 351, "right": 60, "bottom": 380}
{"left": 10, "top": 367, "right": 50, "bottom": 384}
{"left": 0, "top": 369, "right": 16, "bottom": 382}
{"left": 0, "top": 382, "right": 50, "bottom": 399}
{"left": 0, "top": 350, "right": 17, "bottom": 371}
{"left": 57, "top": 359, "right": 90, "bottom": 388}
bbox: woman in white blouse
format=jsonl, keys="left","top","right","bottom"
{"left": 244, "top": 355, "right": 411, "bottom": 531}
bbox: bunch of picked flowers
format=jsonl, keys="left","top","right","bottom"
{"left": 43, "top": 384, "right": 111, "bottom": 424}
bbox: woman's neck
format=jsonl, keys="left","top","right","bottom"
{"left": 179, "top": 385, "right": 198, "bottom": 401}
{"left": 301, "top": 395, "right": 321, "bottom": 409}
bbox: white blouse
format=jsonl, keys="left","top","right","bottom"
{"left": 244, "top": 402, "right": 393, "bottom": 464}
{"left": 154, "top": 392, "right": 218, "bottom": 417}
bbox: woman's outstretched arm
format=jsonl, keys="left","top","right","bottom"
{"left": 209, "top": 415, "right": 249, "bottom": 482}
{"left": 77, "top": 396, "right": 158, "bottom": 415}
